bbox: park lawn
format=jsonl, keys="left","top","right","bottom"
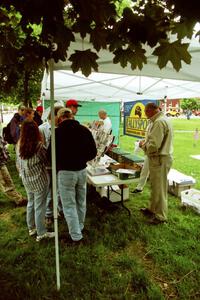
{"left": 171, "top": 117, "right": 200, "bottom": 131}
{"left": 0, "top": 118, "right": 200, "bottom": 300}
{"left": 120, "top": 118, "right": 200, "bottom": 188}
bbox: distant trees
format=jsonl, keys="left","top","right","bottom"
{"left": 181, "top": 98, "right": 200, "bottom": 111}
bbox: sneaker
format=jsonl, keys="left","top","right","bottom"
{"left": 29, "top": 228, "right": 37, "bottom": 236}
{"left": 60, "top": 235, "right": 84, "bottom": 246}
{"left": 15, "top": 198, "right": 28, "bottom": 207}
{"left": 36, "top": 232, "right": 55, "bottom": 242}
{"left": 132, "top": 189, "right": 143, "bottom": 194}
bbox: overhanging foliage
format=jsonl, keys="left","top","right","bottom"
{"left": 0, "top": 0, "right": 200, "bottom": 95}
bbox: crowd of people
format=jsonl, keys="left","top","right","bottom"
{"left": 1, "top": 100, "right": 113, "bottom": 244}
{"left": 1, "top": 101, "right": 173, "bottom": 245}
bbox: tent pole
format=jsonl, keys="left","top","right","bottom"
{"left": 49, "top": 58, "right": 61, "bottom": 290}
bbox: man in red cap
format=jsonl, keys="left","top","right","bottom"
{"left": 34, "top": 106, "right": 43, "bottom": 126}
{"left": 66, "top": 99, "right": 82, "bottom": 117}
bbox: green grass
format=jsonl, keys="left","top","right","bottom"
{"left": 171, "top": 118, "right": 200, "bottom": 131}
{"left": 120, "top": 118, "right": 200, "bottom": 188}
{"left": 0, "top": 119, "right": 200, "bottom": 300}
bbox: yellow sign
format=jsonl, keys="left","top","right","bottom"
{"left": 124, "top": 101, "right": 153, "bottom": 138}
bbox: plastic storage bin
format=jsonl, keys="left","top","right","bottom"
{"left": 181, "top": 189, "right": 200, "bottom": 214}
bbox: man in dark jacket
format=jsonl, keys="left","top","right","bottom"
{"left": 51, "top": 108, "right": 97, "bottom": 244}
{"left": 10, "top": 103, "right": 25, "bottom": 144}
{"left": 34, "top": 106, "right": 43, "bottom": 126}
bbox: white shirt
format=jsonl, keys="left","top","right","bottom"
{"left": 39, "top": 122, "right": 51, "bottom": 149}
{"left": 102, "top": 117, "right": 112, "bottom": 133}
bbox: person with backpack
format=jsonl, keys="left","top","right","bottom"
{"left": 0, "top": 133, "right": 27, "bottom": 206}
{"left": 9, "top": 103, "right": 26, "bottom": 144}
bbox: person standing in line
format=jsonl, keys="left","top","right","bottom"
{"left": 140, "top": 102, "right": 173, "bottom": 224}
{"left": 0, "top": 134, "right": 27, "bottom": 206}
{"left": 50, "top": 108, "right": 97, "bottom": 244}
{"left": 39, "top": 106, "right": 63, "bottom": 149}
{"left": 24, "top": 107, "right": 35, "bottom": 121}
{"left": 34, "top": 106, "right": 43, "bottom": 126}
{"left": 65, "top": 99, "right": 82, "bottom": 117}
{"left": 97, "top": 109, "right": 112, "bottom": 133}
{"left": 17, "top": 120, "right": 55, "bottom": 242}
{"left": 10, "top": 103, "right": 26, "bottom": 145}
{"left": 39, "top": 106, "right": 63, "bottom": 225}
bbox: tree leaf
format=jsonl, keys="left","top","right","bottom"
{"left": 69, "top": 49, "right": 99, "bottom": 77}
{"left": 153, "top": 40, "right": 191, "bottom": 71}
{"left": 113, "top": 46, "right": 146, "bottom": 70}
{"left": 90, "top": 28, "right": 108, "bottom": 51}
{"left": 172, "top": 20, "right": 196, "bottom": 39}
{"left": 130, "top": 46, "right": 147, "bottom": 70}
{"left": 113, "top": 48, "right": 129, "bottom": 68}
{"left": 72, "top": 19, "right": 91, "bottom": 39}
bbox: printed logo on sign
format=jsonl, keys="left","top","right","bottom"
{"left": 123, "top": 100, "right": 157, "bottom": 138}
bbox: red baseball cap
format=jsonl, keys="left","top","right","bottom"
{"left": 36, "top": 106, "right": 43, "bottom": 112}
{"left": 66, "top": 99, "right": 82, "bottom": 107}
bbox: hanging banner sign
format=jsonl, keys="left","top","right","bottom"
{"left": 123, "top": 100, "right": 157, "bottom": 138}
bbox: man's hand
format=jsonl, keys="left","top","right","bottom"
{"left": 139, "top": 140, "right": 145, "bottom": 148}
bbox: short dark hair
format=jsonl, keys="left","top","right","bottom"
{"left": 145, "top": 102, "right": 159, "bottom": 111}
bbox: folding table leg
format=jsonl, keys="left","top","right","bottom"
{"left": 120, "top": 185, "right": 131, "bottom": 216}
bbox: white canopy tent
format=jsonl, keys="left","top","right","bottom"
{"left": 42, "top": 70, "right": 200, "bottom": 102}
{"left": 46, "top": 33, "right": 200, "bottom": 291}
{"left": 41, "top": 34, "right": 200, "bottom": 102}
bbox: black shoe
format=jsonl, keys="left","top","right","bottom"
{"left": 45, "top": 216, "right": 54, "bottom": 226}
{"left": 15, "top": 198, "right": 28, "bottom": 207}
{"left": 81, "top": 228, "right": 89, "bottom": 235}
{"left": 147, "top": 217, "right": 167, "bottom": 225}
{"left": 60, "top": 235, "right": 84, "bottom": 246}
{"left": 140, "top": 208, "right": 154, "bottom": 217}
{"left": 132, "top": 189, "right": 143, "bottom": 194}
{"left": 58, "top": 211, "right": 64, "bottom": 219}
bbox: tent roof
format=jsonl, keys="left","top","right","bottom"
{"left": 42, "top": 34, "right": 200, "bottom": 102}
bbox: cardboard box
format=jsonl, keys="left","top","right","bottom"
{"left": 168, "top": 169, "right": 196, "bottom": 197}
{"left": 108, "top": 162, "right": 141, "bottom": 179}
{"left": 123, "top": 154, "right": 145, "bottom": 164}
{"left": 107, "top": 148, "right": 130, "bottom": 162}
{"left": 168, "top": 183, "right": 195, "bottom": 198}
{"left": 181, "top": 189, "right": 200, "bottom": 214}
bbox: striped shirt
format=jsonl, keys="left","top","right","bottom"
{"left": 18, "top": 143, "right": 49, "bottom": 192}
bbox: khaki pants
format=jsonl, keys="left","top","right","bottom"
{"left": 136, "top": 156, "right": 149, "bottom": 190}
{"left": 148, "top": 155, "right": 172, "bottom": 221}
{"left": 0, "top": 165, "right": 23, "bottom": 204}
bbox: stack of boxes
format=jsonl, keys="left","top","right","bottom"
{"left": 107, "top": 148, "right": 144, "bottom": 179}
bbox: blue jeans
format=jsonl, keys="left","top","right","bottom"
{"left": 58, "top": 169, "right": 87, "bottom": 241}
{"left": 26, "top": 185, "right": 48, "bottom": 236}
{"left": 45, "top": 171, "right": 63, "bottom": 218}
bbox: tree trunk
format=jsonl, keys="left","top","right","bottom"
{"left": 23, "top": 70, "right": 32, "bottom": 107}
